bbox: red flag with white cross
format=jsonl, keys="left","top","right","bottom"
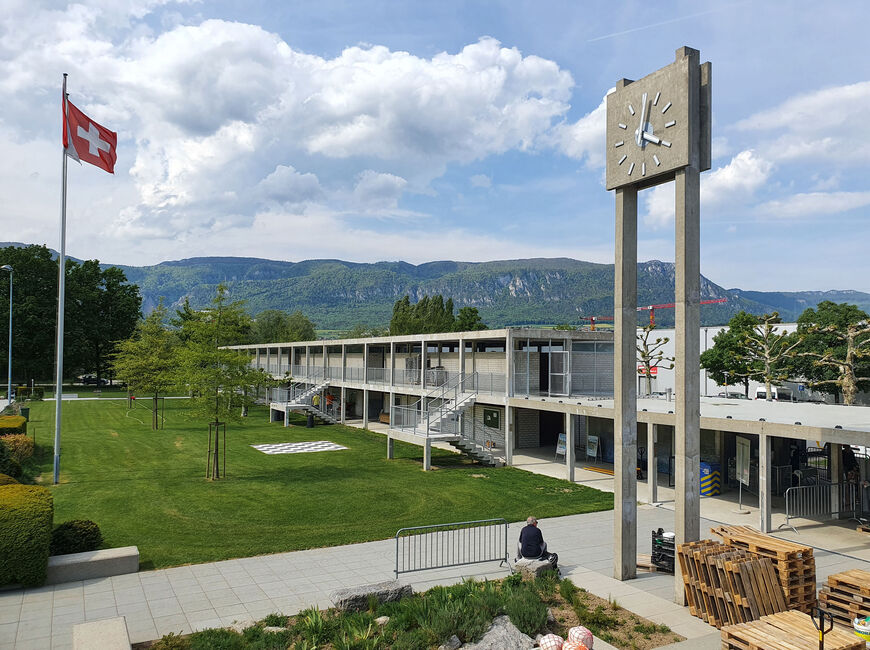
{"left": 63, "top": 97, "right": 117, "bottom": 174}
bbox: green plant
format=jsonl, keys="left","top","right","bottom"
{"left": 502, "top": 572, "right": 523, "bottom": 589}
{"left": 0, "top": 472, "right": 18, "bottom": 486}
{"left": 50, "top": 520, "right": 103, "bottom": 556}
{"left": 261, "top": 613, "right": 289, "bottom": 628}
{"left": 188, "top": 627, "right": 246, "bottom": 649}
{"left": 295, "top": 607, "right": 330, "bottom": 645}
{"left": 0, "top": 415, "right": 26, "bottom": 435}
{"left": 558, "top": 577, "right": 577, "bottom": 602}
{"left": 0, "top": 440, "right": 22, "bottom": 478}
{"left": 503, "top": 584, "right": 548, "bottom": 636}
{"left": 1, "top": 434, "right": 33, "bottom": 463}
{"left": 573, "top": 600, "right": 620, "bottom": 635}
{"left": 150, "top": 633, "right": 191, "bottom": 649}
{"left": 534, "top": 568, "right": 560, "bottom": 597}
{"left": 0, "top": 484, "right": 53, "bottom": 586}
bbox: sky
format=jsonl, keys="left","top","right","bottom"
{"left": 2, "top": 0, "right": 870, "bottom": 293}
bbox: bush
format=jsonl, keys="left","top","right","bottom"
{"left": 0, "top": 441, "right": 22, "bottom": 478}
{"left": 2, "top": 434, "right": 33, "bottom": 463}
{"left": 503, "top": 584, "right": 548, "bottom": 636}
{"left": 150, "top": 633, "right": 191, "bottom": 650}
{"left": 16, "top": 387, "right": 44, "bottom": 401}
{"left": 0, "top": 472, "right": 18, "bottom": 486}
{"left": 50, "top": 520, "right": 103, "bottom": 556}
{"left": 0, "top": 415, "right": 26, "bottom": 435}
{"left": 0, "top": 484, "right": 53, "bottom": 586}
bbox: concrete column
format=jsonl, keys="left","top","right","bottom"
{"left": 305, "top": 346, "right": 310, "bottom": 379}
{"left": 363, "top": 389, "right": 369, "bottom": 429}
{"left": 265, "top": 347, "right": 271, "bottom": 376}
{"left": 506, "top": 329, "right": 514, "bottom": 397}
{"left": 323, "top": 344, "right": 327, "bottom": 380}
{"left": 565, "top": 412, "right": 575, "bottom": 482}
{"left": 341, "top": 345, "right": 347, "bottom": 382}
{"left": 340, "top": 386, "right": 346, "bottom": 424}
{"left": 566, "top": 335, "right": 572, "bottom": 396}
{"left": 420, "top": 341, "right": 427, "bottom": 389}
{"left": 759, "top": 433, "right": 771, "bottom": 532}
{"left": 387, "top": 435, "right": 394, "bottom": 459}
{"left": 674, "top": 160, "right": 702, "bottom": 603}
{"left": 284, "top": 408, "right": 289, "bottom": 427}
{"left": 390, "top": 342, "right": 395, "bottom": 388}
{"left": 614, "top": 180, "right": 638, "bottom": 582}
{"left": 648, "top": 423, "right": 658, "bottom": 504}
{"left": 830, "top": 443, "right": 842, "bottom": 515}
{"left": 256, "top": 348, "right": 261, "bottom": 371}
{"left": 363, "top": 343, "right": 369, "bottom": 384}
{"left": 423, "top": 437, "right": 432, "bottom": 471}
{"left": 505, "top": 405, "right": 514, "bottom": 465}
{"left": 458, "top": 338, "right": 466, "bottom": 390}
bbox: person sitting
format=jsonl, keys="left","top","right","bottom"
{"left": 518, "top": 516, "right": 558, "bottom": 569}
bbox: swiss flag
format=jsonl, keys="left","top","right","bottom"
{"left": 63, "top": 97, "right": 117, "bottom": 174}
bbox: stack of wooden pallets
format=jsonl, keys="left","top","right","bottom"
{"left": 677, "top": 539, "right": 787, "bottom": 628}
{"left": 721, "top": 610, "right": 864, "bottom": 650}
{"left": 818, "top": 569, "right": 870, "bottom": 627}
{"left": 711, "top": 525, "right": 817, "bottom": 614}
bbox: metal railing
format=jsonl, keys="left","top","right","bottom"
{"left": 395, "top": 518, "right": 508, "bottom": 577}
{"left": 367, "top": 368, "right": 389, "bottom": 384}
{"left": 780, "top": 481, "right": 863, "bottom": 533}
{"left": 391, "top": 373, "right": 477, "bottom": 437}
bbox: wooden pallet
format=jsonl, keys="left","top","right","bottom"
{"left": 721, "top": 610, "right": 865, "bottom": 650}
{"left": 711, "top": 525, "right": 817, "bottom": 614}
{"left": 819, "top": 569, "right": 870, "bottom": 628}
{"left": 677, "top": 540, "right": 787, "bottom": 629}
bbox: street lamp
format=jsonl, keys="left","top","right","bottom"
{"left": 0, "top": 265, "right": 10, "bottom": 406}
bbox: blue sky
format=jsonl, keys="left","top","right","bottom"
{"left": 2, "top": 0, "right": 870, "bottom": 292}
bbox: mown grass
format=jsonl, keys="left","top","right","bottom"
{"left": 25, "top": 399, "right": 612, "bottom": 568}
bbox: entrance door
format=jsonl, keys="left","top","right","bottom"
{"left": 549, "top": 351, "right": 568, "bottom": 396}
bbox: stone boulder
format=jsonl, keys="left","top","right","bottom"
{"left": 514, "top": 557, "right": 554, "bottom": 578}
{"left": 330, "top": 580, "right": 412, "bottom": 612}
{"left": 461, "top": 615, "right": 535, "bottom": 649}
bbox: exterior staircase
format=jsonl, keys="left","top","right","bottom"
{"left": 272, "top": 382, "right": 339, "bottom": 424}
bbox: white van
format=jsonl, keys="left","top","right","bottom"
{"left": 754, "top": 386, "right": 794, "bottom": 402}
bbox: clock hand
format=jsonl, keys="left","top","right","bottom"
{"left": 642, "top": 131, "right": 661, "bottom": 145}
{"left": 636, "top": 92, "right": 648, "bottom": 146}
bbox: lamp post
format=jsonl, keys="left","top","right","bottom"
{"left": 0, "top": 265, "right": 11, "bottom": 405}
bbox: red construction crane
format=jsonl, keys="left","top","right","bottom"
{"left": 637, "top": 298, "right": 728, "bottom": 327}
{"left": 578, "top": 315, "right": 614, "bottom": 331}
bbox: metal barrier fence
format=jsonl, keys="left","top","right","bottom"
{"left": 780, "top": 481, "right": 863, "bottom": 533}
{"left": 394, "top": 518, "right": 508, "bottom": 577}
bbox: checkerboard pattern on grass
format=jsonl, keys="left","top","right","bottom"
{"left": 251, "top": 441, "right": 348, "bottom": 454}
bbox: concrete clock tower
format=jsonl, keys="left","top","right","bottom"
{"left": 605, "top": 46, "right": 711, "bottom": 603}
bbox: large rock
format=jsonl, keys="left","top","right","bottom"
{"left": 461, "top": 615, "right": 534, "bottom": 649}
{"left": 514, "top": 557, "right": 553, "bottom": 578}
{"left": 330, "top": 580, "right": 412, "bottom": 612}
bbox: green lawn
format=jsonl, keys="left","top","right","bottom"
{"left": 24, "top": 399, "right": 612, "bottom": 569}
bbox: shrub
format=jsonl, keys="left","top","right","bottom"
{"left": 50, "top": 520, "right": 103, "bottom": 556}
{"left": 2, "top": 434, "right": 33, "bottom": 463}
{"left": 188, "top": 628, "right": 246, "bottom": 650}
{"left": 0, "top": 441, "right": 22, "bottom": 478}
{"left": 503, "top": 584, "right": 548, "bottom": 636}
{"left": 0, "top": 472, "right": 18, "bottom": 486}
{"left": 150, "top": 633, "right": 191, "bottom": 649}
{"left": 559, "top": 577, "right": 578, "bottom": 602}
{"left": 0, "top": 415, "right": 26, "bottom": 435}
{"left": 0, "top": 484, "right": 53, "bottom": 586}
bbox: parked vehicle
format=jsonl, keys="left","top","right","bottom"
{"left": 79, "top": 374, "right": 109, "bottom": 386}
{"left": 754, "top": 386, "right": 794, "bottom": 402}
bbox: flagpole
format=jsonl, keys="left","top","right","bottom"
{"left": 54, "top": 72, "right": 68, "bottom": 485}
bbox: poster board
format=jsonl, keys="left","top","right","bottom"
{"left": 587, "top": 434, "right": 599, "bottom": 462}
{"left": 555, "top": 433, "right": 567, "bottom": 459}
{"left": 483, "top": 408, "right": 500, "bottom": 430}
{"left": 736, "top": 436, "right": 751, "bottom": 487}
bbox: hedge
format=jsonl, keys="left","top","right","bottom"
{"left": 0, "top": 415, "right": 26, "bottom": 435}
{"left": 0, "top": 441, "right": 21, "bottom": 478}
{"left": 1, "top": 435, "right": 33, "bottom": 463}
{"left": 0, "top": 484, "right": 54, "bottom": 586}
{"left": 51, "top": 520, "right": 103, "bottom": 556}
{"left": 0, "top": 472, "right": 18, "bottom": 485}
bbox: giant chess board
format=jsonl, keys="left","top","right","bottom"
{"left": 251, "top": 441, "right": 348, "bottom": 454}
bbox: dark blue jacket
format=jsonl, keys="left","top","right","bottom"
{"left": 519, "top": 524, "right": 544, "bottom": 558}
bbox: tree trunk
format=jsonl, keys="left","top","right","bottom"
{"left": 743, "top": 378, "right": 750, "bottom": 398}
{"left": 645, "top": 371, "right": 652, "bottom": 397}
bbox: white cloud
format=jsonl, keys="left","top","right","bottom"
{"left": 470, "top": 174, "right": 491, "bottom": 188}
{"left": 643, "top": 150, "right": 773, "bottom": 228}
{"left": 257, "top": 165, "right": 322, "bottom": 205}
{"left": 352, "top": 170, "right": 408, "bottom": 212}
{"left": 757, "top": 191, "right": 870, "bottom": 219}
{"left": 549, "top": 96, "right": 606, "bottom": 167}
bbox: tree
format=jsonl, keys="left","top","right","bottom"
{"left": 454, "top": 307, "right": 487, "bottom": 332}
{"left": 792, "top": 301, "right": 870, "bottom": 403}
{"left": 65, "top": 261, "right": 142, "bottom": 384}
{"left": 173, "top": 285, "right": 260, "bottom": 479}
{"left": 388, "top": 294, "right": 458, "bottom": 335}
{"left": 636, "top": 324, "right": 674, "bottom": 396}
{"left": 700, "top": 311, "right": 758, "bottom": 397}
{"left": 736, "top": 312, "right": 802, "bottom": 401}
{"left": 345, "top": 323, "right": 388, "bottom": 338}
{"left": 793, "top": 302, "right": 870, "bottom": 405}
{"left": 112, "top": 301, "right": 177, "bottom": 429}
{"left": 251, "top": 309, "right": 316, "bottom": 343}
{"left": 284, "top": 310, "right": 316, "bottom": 341}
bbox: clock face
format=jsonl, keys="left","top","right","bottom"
{"left": 605, "top": 58, "right": 692, "bottom": 190}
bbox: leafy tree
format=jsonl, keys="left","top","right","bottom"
{"left": 700, "top": 311, "right": 758, "bottom": 397}
{"left": 553, "top": 323, "right": 577, "bottom": 331}
{"left": 388, "top": 294, "right": 459, "bottom": 335}
{"left": 345, "top": 323, "right": 388, "bottom": 338}
{"left": 736, "top": 312, "right": 802, "bottom": 401}
{"left": 636, "top": 324, "right": 674, "bottom": 396}
{"left": 250, "top": 309, "right": 316, "bottom": 343}
{"left": 284, "top": 310, "right": 316, "bottom": 341}
{"left": 454, "top": 307, "right": 487, "bottom": 332}
{"left": 112, "top": 301, "right": 177, "bottom": 429}
{"left": 65, "top": 261, "right": 142, "bottom": 385}
{"left": 793, "top": 302, "right": 870, "bottom": 405}
{"left": 173, "top": 285, "right": 260, "bottom": 479}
